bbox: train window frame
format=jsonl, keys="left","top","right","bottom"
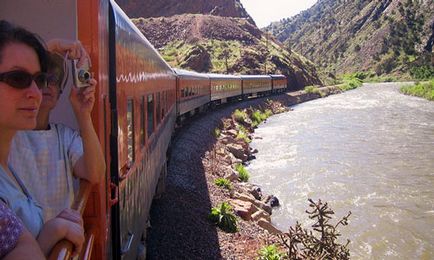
{"left": 161, "top": 91, "right": 166, "bottom": 118}
{"left": 140, "top": 96, "right": 145, "bottom": 147}
{"left": 127, "top": 98, "right": 135, "bottom": 164}
{"left": 156, "top": 92, "right": 161, "bottom": 125}
{"left": 147, "top": 93, "right": 154, "bottom": 138}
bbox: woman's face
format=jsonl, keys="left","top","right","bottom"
{"left": 0, "top": 43, "right": 42, "bottom": 131}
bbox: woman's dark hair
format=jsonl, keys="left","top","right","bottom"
{"left": 0, "top": 20, "right": 48, "bottom": 72}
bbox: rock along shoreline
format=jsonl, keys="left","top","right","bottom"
{"left": 146, "top": 86, "right": 342, "bottom": 260}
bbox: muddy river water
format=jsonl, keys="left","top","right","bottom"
{"left": 247, "top": 83, "right": 434, "bottom": 259}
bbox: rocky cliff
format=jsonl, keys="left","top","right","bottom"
{"left": 116, "top": 0, "right": 255, "bottom": 25}
{"left": 266, "top": 0, "right": 434, "bottom": 76}
{"left": 133, "top": 14, "right": 322, "bottom": 89}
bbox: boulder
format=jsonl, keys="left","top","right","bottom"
{"left": 226, "top": 129, "right": 238, "bottom": 137}
{"left": 251, "top": 209, "right": 271, "bottom": 222}
{"left": 226, "top": 143, "right": 248, "bottom": 161}
{"left": 223, "top": 167, "right": 238, "bottom": 182}
{"left": 264, "top": 195, "right": 280, "bottom": 208}
{"left": 257, "top": 218, "right": 282, "bottom": 235}
{"left": 249, "top": 185, "right": 262, "bottom": 200}
{"left": 233, "top": 192, "right": 256, "bottom": 203}
{"left": 231, "top": 199, "right": 255, "bottom": 221}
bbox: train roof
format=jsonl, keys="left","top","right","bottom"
{"left": 269, "top": 74, "right": 286, "bottom": 79}
{"left": 173, "top": 68, "right": 210, "bottom": 79}
{"left": 207, "top": 73, "right": 241, "bottom": 80}
{"left": 240, "top": 75, "right": 272, "bottom": 80}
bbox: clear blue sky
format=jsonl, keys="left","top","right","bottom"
{"left": 239, "top": 0, "right": 317, "bottom": 28}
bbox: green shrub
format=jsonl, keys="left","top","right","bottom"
{"left": 339, "top": 75, "right": 363, "bottom": 91}
{"left": 258, "top": 244, "right": 284, "bottom": 260}
{"left": 213, "top": 127, "right": 221, "bottom": 138}
{"left": 235, "top": 164, "right": 250, "bottom": 182}
{"left": 214, "top": 178, "right": 232, "bottom": 189}
{"left": 304, "top": 85, "right": 320, "bottom": 94}
{"left": 264, "top": 109, "right": 273, "bottom": 117}
{"left": 236, "top": 125, "right": 251, "bottom": 143}
{"left": 410, "top": 65, "right": 434, "bottom": 80}
{"left": 208, "top": 202, "right": 238, "bottom": 233}
{"left": 352, "top": 71, "right": 368, "bottom": 80}
{"left": 233, "top": 109, "right": 248, "bottom": 124}
{"left": 251, "top": 109, "right": 270, "bottom": 127}
{"left": 400, "top": 80, "right": 434, "bottom": 101}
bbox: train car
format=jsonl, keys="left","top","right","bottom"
{"left": 270, "top": 74, "right": 287, "bottom": 93}
{"left": 174, "top": 69, "right": 211, "bottom": 119}
{"left": 1, "top": 0, "right": 176, "bottom": 259}
{"left": 208, "top": 73, "right": 242, "bottom": 104}
{"left": 109, "top": 3, "right": 177, "bottom": 259}
{"left": 241, "top": 75, "right": 272, "bottom": 97}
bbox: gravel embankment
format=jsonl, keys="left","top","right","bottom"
{"left": 146, "top": 87, "right": 341, "bottom": 259}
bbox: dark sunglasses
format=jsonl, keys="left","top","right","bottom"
{"left": 0, "top": 70, "right": 48, "bottom": 90}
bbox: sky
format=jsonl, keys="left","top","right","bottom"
{"left": 239, "top": 0, "right": 317, "bottom": 28}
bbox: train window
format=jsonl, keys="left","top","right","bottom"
{"left": 162, "top": 91, "right": 166, "bottom": 117}
{"left": 127, "top": 99, "right": 135, "bottom": 163}
{"left": 156, "top": 92, "right": 161, "bottom": 125}
{"left": 140, "top": 96, "right": 145, "bottom": 147}
{"left": 147, "top": 94, "right": 154, "bottom": 138}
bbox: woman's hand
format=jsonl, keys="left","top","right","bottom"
{"left": 47, "top": 39, "right": 91, "bottom": 68}
{"left": 37, "top": 217, "right": 85, "bottom": 257}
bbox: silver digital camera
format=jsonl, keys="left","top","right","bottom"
{"left": 72, "top": 59, "right": 91, "bottom": 88}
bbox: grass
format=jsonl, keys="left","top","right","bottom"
{"left": 251, "top": 109, "right": 270, "bottom": 127}
{"left": 208, "top": 202, "right": 238, "bottom": 233}
{"left": 233, "top": 109, "right": 248, "bottom": 124}
{"left": 258, "top": 244, "right": 284, "bottom": 260}
{"left": 236, "top": 125, "right": 251, "bottom": 143}
{"left": 235, "top": 163, "right": 250, "bottom": 182}
{"left": 214, "top": 178, "right": 232, "bottom": 190}
{"left": 338, "top": 73, "right": 363, "bottom": 91}
{"left": 213, "top": 127, "right": 221, "bottom": 138}
{"left": 400, "top": 79, "right": 434, "bottom": 101}
{"left": 304, "top": 85, "right": 321, "bottom": 94}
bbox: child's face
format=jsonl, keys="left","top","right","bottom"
{"left": 40, "top": 72, "right": 61, "bottom": 110}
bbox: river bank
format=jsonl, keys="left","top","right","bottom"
{"left": 146, "top": 86, "right": 341, "bottom": 259}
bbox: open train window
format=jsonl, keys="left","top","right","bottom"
{"left": 147, "top": 94, "right": 154, "bottom": 138}
{"left": 127, "top": 99, "right": 135, "bottom": 163}
{"left": 140, "top": 96, "right": 145, "bottom": 147}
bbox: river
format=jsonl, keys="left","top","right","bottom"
{"left": 247, "top": 83, "right": 434, "bottom": 259}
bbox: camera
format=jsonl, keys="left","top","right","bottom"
{"left": 72, "top": 59, "right": 91, "bottom": 88}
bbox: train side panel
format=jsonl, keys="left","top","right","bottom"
{"left": 209, "top": 74, "right": 242, "bottom": 103}
{"left": 270, "top": 74, "right": 287, "bottom": 93}
{"left": 174, "top": 69, "right": 211, "bottom": 116}
{"left": 111, "top": 1, "right": 176, "bottom": 258}
{"left": 241, "top": 75, "right": 272, "bottom": 96}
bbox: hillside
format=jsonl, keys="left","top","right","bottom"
{"left": 133, "top": 14, "right": 322, "bottom": 89}
{"left": 265, "top": 0, "right": 434, "bottom": 77}
{"left": 116, "top": 0, "right": 255, "bottom": 25}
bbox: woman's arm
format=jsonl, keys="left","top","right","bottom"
{"left": 3, "top": 229, "right": 45, "bottom": 260}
